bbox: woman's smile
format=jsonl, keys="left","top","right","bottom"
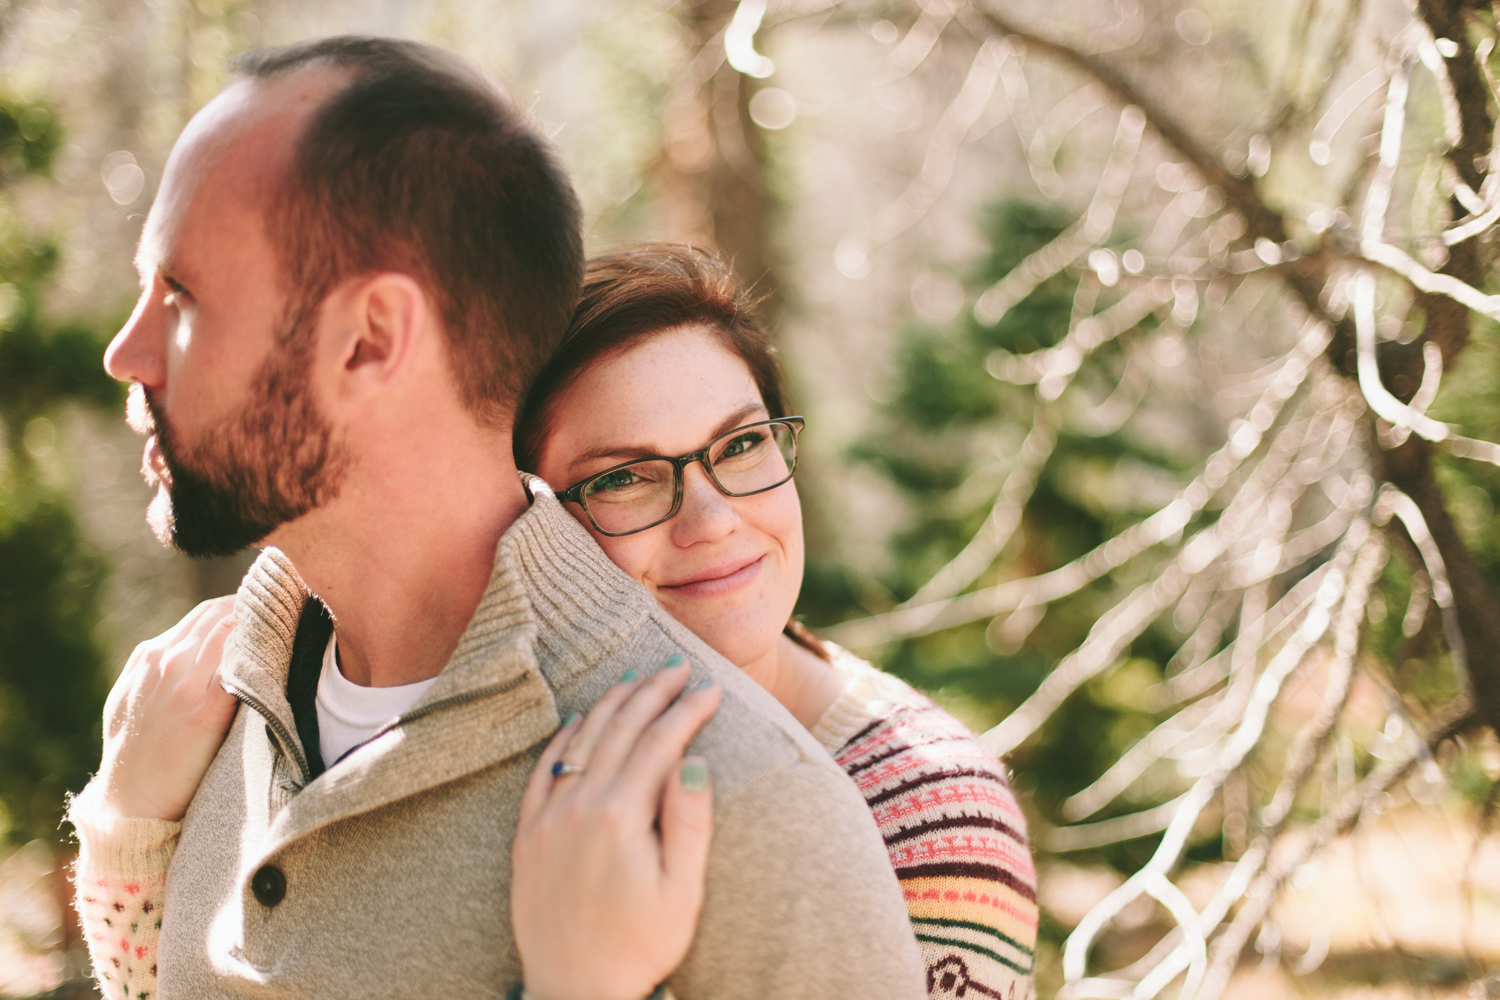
{"left": 657, "top": 553, "right": 765, "bottom": 598}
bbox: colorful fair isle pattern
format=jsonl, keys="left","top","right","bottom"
{"left": 812, "top": 646, "right": 1039, "bottom": 1000}
{"left": 76, "top": 871, "right": 166, "bottom": 1000}
{"left": 67, "top": 798, "right": 179, "bottom": 1000}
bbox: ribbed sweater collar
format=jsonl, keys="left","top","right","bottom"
{"left": 222, "top": 475, "right": 655, "bottom": 715}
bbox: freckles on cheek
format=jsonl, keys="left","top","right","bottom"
{"left": 593, "top": 534, "right": 654, "bottom": 589}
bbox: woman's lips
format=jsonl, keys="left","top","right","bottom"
{"left": 659, "top": 555, "right": 764, "bottom": 599}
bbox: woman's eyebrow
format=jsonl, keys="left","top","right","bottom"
{"left": 572, "top": 442, "right": 656, "bottom": 465}
{"left": 569, "top": 402, "right": 770, "bottom": 468}
{"left": 708, "top": 403, "right": 771, "bottom": 440}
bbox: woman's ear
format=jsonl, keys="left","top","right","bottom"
{"left": 331, "top": 273, "right": 429, "bottom": 399}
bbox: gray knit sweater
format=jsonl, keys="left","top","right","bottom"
{"left": 70, "top": 480, "right": 926, "bottom": 999}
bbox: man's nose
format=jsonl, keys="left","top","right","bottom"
{"left": 671, "top": 462, "right": 740, "bottom": 544}
{"left": 104, "top": 282, "right": 168, "bottom": 388}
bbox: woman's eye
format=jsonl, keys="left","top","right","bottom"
{"left": 590, "top": 469, "right": 642, "bottom": 493}
{"left": 720, "top": 431, "right": 766, "bottom": 459}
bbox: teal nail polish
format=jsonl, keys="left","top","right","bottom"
{"left": 619, "top": 668, "right": 640, "bottom": 683}
{"left": 688, "top": 678, "right": 715, "bottom": 691}
{"left": 680, "top": 759, "right": 709, "bottom": 792}
{"left": 663, "top": 653, "right": 683, "bottom": 668}
{"left": 563, "top": 712, "right": 581, "bottom": 727}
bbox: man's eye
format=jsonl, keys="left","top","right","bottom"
{"left": 162, "top": 277, "right": 190, "bottom": 307}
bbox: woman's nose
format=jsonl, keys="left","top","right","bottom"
{"left": 671, "top": 462, "right": 740, "bottom": 544}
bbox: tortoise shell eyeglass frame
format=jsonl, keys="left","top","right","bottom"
{"left": 555, "top": 417, "right": 805, "bottom": 537}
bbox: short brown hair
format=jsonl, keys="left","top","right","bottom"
{"left": 513, "top": 243, "right": 791, "bottom": 472}
{"left": 232, "top": 37, "right": 583, "bottom": 427}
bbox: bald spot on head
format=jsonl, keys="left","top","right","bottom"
{"left": 136, "top": 65, "right": 351, "bottom": 293}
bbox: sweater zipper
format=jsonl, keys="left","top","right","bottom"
{"left": 226, "top": 684, "right": 312, "bottom": 787}
{"left": 229, "top": 670, "right": 535, "bottom": 788}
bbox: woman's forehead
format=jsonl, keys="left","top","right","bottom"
{"left": 547, "top": 327, "right": 766, "bottom": 464}
{"left": 577, "top": 327, "right": 758, "bottom": 411}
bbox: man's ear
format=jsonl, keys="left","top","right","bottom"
{"left": 330, "top": 273, "right": 429, "bottom": 399}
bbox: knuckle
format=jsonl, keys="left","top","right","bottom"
{"left": 597, "top": 798, "right": 633, "bottom": 832}
{"left": 560, "top": 796, "right": 593, "bottom": 830}
{"left": 563, "top": 734, "right": 595, "bottom": 763}
{"left": 635, "top": 726, "right": 674, "bottom": 757}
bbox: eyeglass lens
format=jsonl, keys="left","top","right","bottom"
{"left": 581, "top": 421, "right": 798, "bottom": 535}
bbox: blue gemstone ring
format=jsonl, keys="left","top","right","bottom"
{"left": 551, "top": 760, "right": 585, "bottom": 778}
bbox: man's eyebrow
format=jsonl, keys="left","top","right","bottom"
{"left": 132, "top": 242, "right": 157, "bottom": 283}
{"left": 568, "top": 401, "right": 770, "bottom": 468}
{"left": 133, "top": 238, "right": 175, "bottom": 287}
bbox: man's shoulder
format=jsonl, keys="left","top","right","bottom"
{"left": 545, "top": 610, "right": 840, "bottom": 801}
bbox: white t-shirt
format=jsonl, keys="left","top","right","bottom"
{"left": 316, "top": 633, "right": 438, "bottom": 767}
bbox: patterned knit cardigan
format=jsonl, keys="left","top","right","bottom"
{"left": 810, "top": 645, "right": 1038, "bottom": 1000}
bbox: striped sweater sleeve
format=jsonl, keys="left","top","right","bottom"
{"left": 66, "top": 790, "right": 178, "bottom": 1000}
{"left": 812, "top": 648, "right": 1039, "bottom": 1000}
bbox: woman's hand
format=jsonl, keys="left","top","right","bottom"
{"left": 512, "top": 659, "right": 721, "bottom": 1000}
{"left": 86, "top": 596, "right": 241, "bottom": 822}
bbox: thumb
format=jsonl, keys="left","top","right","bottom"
{"left": 660, "top": 756, "right": 713, "bottom": 894}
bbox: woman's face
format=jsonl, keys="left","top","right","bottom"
{"left": 535, "top": 325, "right": 804, "bottom": 669}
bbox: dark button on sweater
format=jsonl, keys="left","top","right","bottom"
{"left": 251, "top": 865, "right": 286, "bottom": 908}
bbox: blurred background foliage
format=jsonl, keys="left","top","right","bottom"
{"left": 1, "top": 0, "right": 1500, "bottom": 997}
{"left": 0, "top": 92, "right": 117, "bottom": 850}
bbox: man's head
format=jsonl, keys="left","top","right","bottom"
{"left": 106, "top": 37, "right": 584, "bottom": 557}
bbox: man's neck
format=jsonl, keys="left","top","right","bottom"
{"left": 269, "top": 450, "right": 530, "bottom": 689}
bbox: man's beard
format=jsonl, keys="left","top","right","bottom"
{"left": 131, "top": 339, "right": 351, "bottom": 558}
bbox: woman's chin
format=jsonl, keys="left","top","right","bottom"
{"left": 668, "top": 611, "right": 782, "bottom": 670}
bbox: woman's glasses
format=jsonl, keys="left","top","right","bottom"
{"left": 557, "top": 417, "right": 804, "bottom": 537}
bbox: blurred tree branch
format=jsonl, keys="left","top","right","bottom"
{"left": 797, "top": 0, "right": 1500, "bottom": 991}
{"left": 960, "top": 0, "right": 1500, "bottom": 740}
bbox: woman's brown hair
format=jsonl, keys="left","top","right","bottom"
{"left": 513, "top": 242, "right": 828, "bottom": 661}
{"left": 513, "top": 242, "right": 791, "bottom": 474}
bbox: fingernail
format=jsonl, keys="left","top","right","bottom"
{"left": 618, "top": 668, "right": 640, "bottom": 683}
{"left": 563, "top": 711, "right": 580, "bottom": 727}
{"left": 680, "top": 759, "right": 709, "bottom": 792}
{"left": 663, "top": 653, "right": 683, "bottom": 668}
{"left": 688, "top": 678, "right": 716, "bottom": 691}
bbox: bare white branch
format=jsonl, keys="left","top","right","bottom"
{"left": 1375, "top": 484, "right": 1468, "bottom": 686}
{"left": 1073, "top": 527, "right": 1386, "bottom": 997}
{"left": 973, "top": 105, "right": 1146, "bottom": 327}
{"left": 836, "top": 34, "right": 1008, "bottom": 274}
{"left": 1360, "top": 58, "right": 1410, "bottom": 245}
{"left": 1308, "top": 68, "right": 1386, "bottom": 166}
{"left": 826, "top": 320, "right": 1334, "bottom": 649}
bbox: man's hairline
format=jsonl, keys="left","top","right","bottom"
{"left": 133, "top": 66, "right": 355, "bottom": 291}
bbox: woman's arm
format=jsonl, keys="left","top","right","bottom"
{"left": 68, "top": 800, "right": 179, "bottom": 1000}
{"left": 69, "top": 597, "right": 240, "bottom": 1000}
{"left": 511, "top": 661, "right": 720, "bottom": 1000}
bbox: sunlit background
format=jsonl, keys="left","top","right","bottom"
{"left": 4, "top": 0, "right": 1500, "bottom": 997}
